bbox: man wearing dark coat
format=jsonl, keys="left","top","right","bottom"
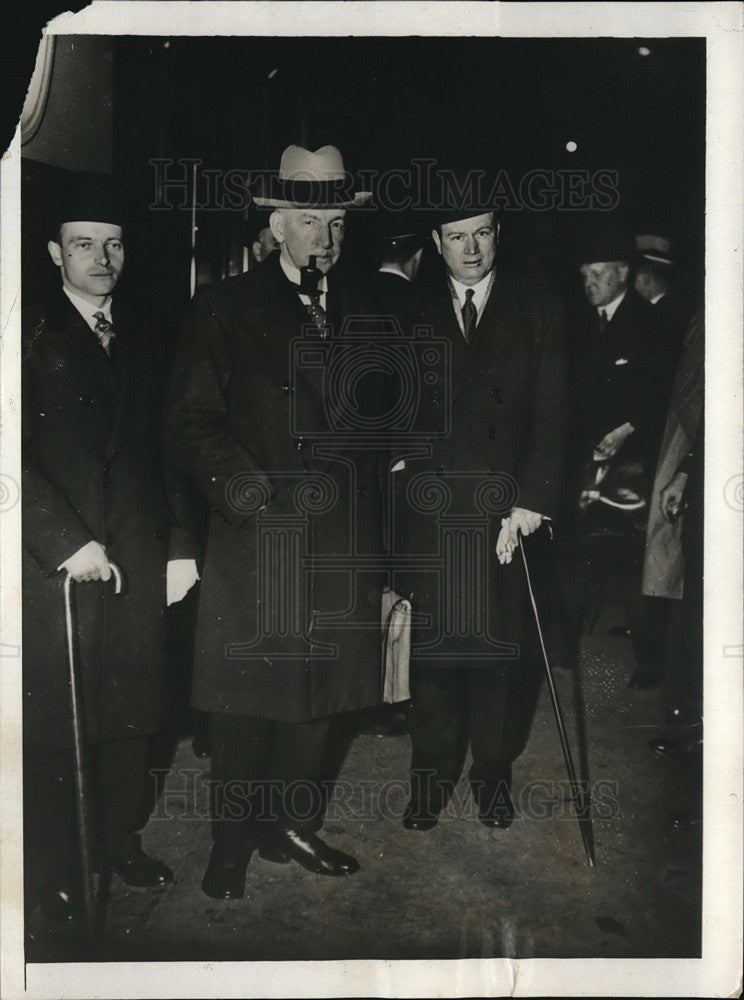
{"left": 389, "top": 203, "right": 568, "bottom": 832}
{"left": 164, "top": 144, "right": 384, "bottom": 898}
{"left": 22, "top": 172, "right": 197, "bottom": 922}
{"left": 555, "top": 228, "right": 659, "bottom": 682}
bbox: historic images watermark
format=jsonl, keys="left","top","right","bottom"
{"left": 148, "top": 770, "right": 621, "bottom": 825}
{"left": 149, "top": 158, "right": 621, "bottom": 215}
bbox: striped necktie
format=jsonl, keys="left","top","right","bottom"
{"left": 93, "top": 311, "right": 116, "bottom": 354}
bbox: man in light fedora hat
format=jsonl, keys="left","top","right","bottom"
{"left": 165, "top": 144, "right": 385, "bottom": 899}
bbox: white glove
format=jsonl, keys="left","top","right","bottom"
{"left": 167, "top": 559, "right": 200, "bottom": 606}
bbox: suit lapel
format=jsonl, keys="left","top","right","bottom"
{"left": 103, "top": 305, "right": 137, "bottom": 461}
{"left": 448, "top": 271, "right": 522, "bottom": 402}
{"left": 257, "top": 255, "right": 332, "bottom": 401}
{"left": 55, "top": 297, "right": 119, "bottom": 400}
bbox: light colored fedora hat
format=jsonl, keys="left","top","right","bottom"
{"left": 253, "top": 144, "right": 372, "bottom": 209}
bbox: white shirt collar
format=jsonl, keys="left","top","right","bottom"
{"left": 450, "top": 270, "right": 494, "bottom": 309}
{"left": 63, "top": 286, "right": 113, "bottom": 331}
{"left": 650, "top": 291, "right": 666, "bottom": 305}
{"left": 598, "top": 289, "right": 626, "bottom": 322}
{"left": 449, "top": 269, "right": 495, "bottom": 327}
{"left": 279, "top": 254, "right": 328, "bottom": 299}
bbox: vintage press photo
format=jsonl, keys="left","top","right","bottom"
{"left": 0, "top": 3, "right": 741, "bottom": 998}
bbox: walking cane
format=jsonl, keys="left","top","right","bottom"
{"left": 63, "top": 561, "right": 123, "bottom": 945}
{"left": 517, "top": 528, "right": 596, "bottom": 867}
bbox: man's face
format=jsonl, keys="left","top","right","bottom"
{"left": 432, "top": 212, "right": 497, "bottom": 286}
{"left": 252, "top": 226, "right": 279, "bottom": 263}
{"left": 580, "top": 261, "right": 629, "bottom": 308}
{"left": 269, "top": 208, "right": 346, "bottom": 273}
{"left": 48, "top": 222, "right": 124, "bottom": 304}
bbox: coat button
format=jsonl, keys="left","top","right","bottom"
{"left": 487, "top": 428, "right": 496, "bottom": 440}
{"left": 296, "top": 438, "right": 305, "bottom": 450}
{"left": 491, "top": 386, "right": 502, "bottom": 403}
{"left": 357, "top": 486, "right": 367, "bottom": 498}
{"left": 102, "top": 463, "right": 110, "bottom": 477}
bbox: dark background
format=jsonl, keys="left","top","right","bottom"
{"left": 15, "top": 28, "right": 705, "bottom": 330}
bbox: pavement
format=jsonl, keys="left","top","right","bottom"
{"left": 24, "top": 601, "right": 701, "bottom": 964}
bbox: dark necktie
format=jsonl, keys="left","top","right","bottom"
{"left": 93, "top": 311, "right": 115, "bottom": 354}
{"left": 462, "top": 288, "right": 477, "bottom": 343}
{"left": 598, "top": 309, "right": 608, "bottom": 335}
{"left": 303, "top": 292, "right": 328, "bottom": 337}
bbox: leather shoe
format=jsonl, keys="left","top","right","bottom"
{"left": 668, "top": 807, "right": 702, "bottom": 829}
{"left": 112, "top": 847, "right": 173, "bottom": 888}
{"left": 264, "top": 824, "right": 359, "bottom": 876}
{"left": 649, "top": 730, "right": 703, "bottom": 759}
{"left": 402, "top": 800, "right": 439, "bottom": 831}
{"left": 258, "top": 842, "right": 292, "bottom": 864}
{"left": 201, "top": 843, "right": 251, "bottom": 900}
{"left": 628, "top": 670, "right": 663, "bottom": 691}
{"left": 473, "top": 775, "right": 515, "bottom": 829}
{"left": 38, "top": 886, "right": 84, "bottom": 923}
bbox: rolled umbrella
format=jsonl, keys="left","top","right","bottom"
{"left": 518, "top": 529, "right": 595, "bottom": 867}
{"left": 63, "top": 562, "right": 123, "bottom": 945}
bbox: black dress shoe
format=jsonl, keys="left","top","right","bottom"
{"left": 402, "top": 801, "right": 439, "bottom": 831}
{"left": 473, "top": 775, "right": 515, "bottom": 829}
{"left": 201, "top": 843, "right": 253, "bottom": 900}
{"left": 38, "top": 886, "right": 84, "bottom": 923}
{"left": 668, "top": 807, "right": 702, "bottom": 829}
{"left": 264, "top": 824, "right": 359, "bottom": 876}
{"left": 258, "top": 842, "right": 292, "bottom": 864}
{"left": 628, "top": 670, "right": 663, "bottom": 691}
{"left": 112, "top": 847, "right": 173, "bottom": 888}
{"left": 649, "top": 730, "right": 703, "bottom": 759}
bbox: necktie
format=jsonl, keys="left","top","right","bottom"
{"left": 462, "top": 288, "right": 477, "bottom": 343}
{"left": 93, "top": 311, "right": 115, "bottom": 354}
{"left": 598, "top": 309, "right": 608, "bottom": 335}
{"left": 303, "top": 292, "right": 328, "bottom": 338}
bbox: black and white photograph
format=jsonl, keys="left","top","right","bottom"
{"left": 0, "top": 3, "right": 741, "bottom": 997}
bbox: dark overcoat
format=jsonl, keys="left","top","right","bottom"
{"left": 567, "top": 288, "right": 659, "bottom": 473}
{"left": 22, "top": 291, "right": 191, "bottom": 747}
{"left": 388, "top": 268, "right": 568, "bottom": 664}
{"left": 163, "top": 253, "right": 385, "bottom": 723}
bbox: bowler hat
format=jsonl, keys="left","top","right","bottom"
{"left": 429, "top": 168, "right": 499, "bottom": 230}
{"left": 48, "top": 171, "right": 127, "bottom": 238}
{"left": 577, "top": 224, "right": 634, "bottom": 265}
{"left": 253, "top": 145, "right": 371, "bottom": 209}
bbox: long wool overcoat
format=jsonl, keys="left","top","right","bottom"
{"left": 22, "top": 292, "right": 192, "bottom": 747}
{"left": 164, "top": 253, "right": 385, "bottom": 723}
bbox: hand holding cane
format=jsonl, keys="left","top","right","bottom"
{"left": 63, "top": 561, "right": 123, "bottom": 945}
